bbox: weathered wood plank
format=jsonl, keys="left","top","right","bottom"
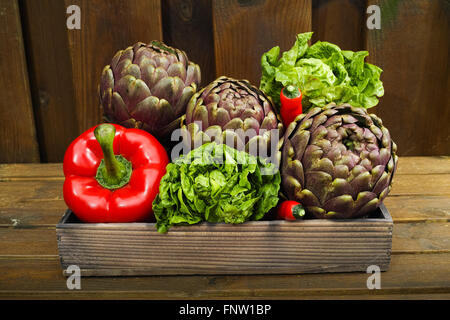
{"left": 0, "top": 253, "right": 448, "bottom": 298}
{"left": 0, "top": 170, "right": 448, "bottom": 227}
{"left": 0, "top": 163, "right": 63, "bottom": 179}
{"left": 53, "top": 205, "right": 392, "bottom": 276}
{"left": 366, "top": 0, "right": 450, "bottom": 156}
{"left": 21, "top": 0, "right": 163, "bottom": 162}
{"left": 389, "top": 174, "right": 450, "bottom": 196}
{"left": 0, "top": 180, "right": 65, "bottom": 226}
{"left": 1, "top": 290, "right": 448, "bottom": 300}
{"left": 0, "top": 158, "right": 447, "bottom": 229}
{"left": 394, "top": 157, "right": 450, "bottom": 175}
{"left": 212, "top": 0, "right": 312, "bottom": 86}
{"left": 0, "top": 228, "right": 58, "bottom": 256}
{"left": 162, "top": 0, "right": 215, "bottom": 85}
{"left": 312, "top": 0, "right": 366, "bottom": 51}
{"left": 64, "top": 0, "right": 163, "bottom": 135}
{"left": 0, "top": 0, "right": 40, "bottom": 163}
{"left": 0, "top": 158, "right": 448, "bottom": 179}
{"left": 392, "top": 222, "right": 449, "bottom": 254}
{"left": 20, "top": 0, "right": 79, "bottom": 163}
{"left": 4, "top": 193, "right": 440, "bottom": 228}
{"left": 383, "top": 195, "right": 450, "bottom": 223}
{"left": 1, "top": 219, "right": 448, "bottom": 256}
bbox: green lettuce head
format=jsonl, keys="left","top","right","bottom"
{"left": 153, "top": 143, "right": 281, "bottom": 233}
{"left": 260, "top": 32, "right": 384, "bottom": 112}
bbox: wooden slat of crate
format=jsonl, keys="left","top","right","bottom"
{"left": 56, "top": 205, "right": 392, "bottom": 276}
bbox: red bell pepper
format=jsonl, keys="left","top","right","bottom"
{"left": 63, "top": 123, "right": 169, "bottom": 223}
{"left": 280, "top": 85, "right": 303, "bottom": 127}
{"left": 277, "top": 200, "right": 305, "bottom": 221}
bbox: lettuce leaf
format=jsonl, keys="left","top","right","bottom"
{"left": 153, "top": 143, "right": 281, "bottom": 233}
{"left": 260, "top": 32, "right": 384, "bottom": 112}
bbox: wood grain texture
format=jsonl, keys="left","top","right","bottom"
{"left": 1, "top": 157, "right": 448, "bottom": 178}
{"left": 0, "top": 163, "right": 63, "bottom": 179}
{"left": 20, "top": 0, "right": 79, "bottom": 163}
{"left": 383, "top": 196, "right": 450, "bottom": 223}
{"left": 64, "top": 0, "right": 163, "bottom": 134}
{"left": 0, "top": 157, "right": 448, "bottom": 297}
{"left": 389, "top": 174, "right": 450, "bottom": 196}
{"left": 394, "top": 156, "right": 450, "bottom": 175}
{"left": 0, "top": 180, "right": 65, "bottom": 226}
{"left": 21, "top": 0, "right": 163, "bottom": 162}
{"left": 392, "top": 222, "right": 449, "bottom": 254}
{"left": 0, "top": 191, "right": 447, "bottom": 227}
{"left": 212, "top": 0, "right": 312, "bottom": 86}
{"left": 0, "top": 0, "right": 40, "bottom": 163}
{"left": 0, "top": 157, "right": 448, "bottom": 227}
{"left": 366, "top": 0, "right": 450, "bottom": 156}
{"left": 0, "top": 253, "right": 448, "bottom": 299}
{"left": 55, "top": 207, "right": 392, "bottom": 276}
{"left": 162, "top": 0, "right": 215, "bottom": 86}
{"left": 2, "top": 216, "right": 448, "bottom": 257}
{"left": 312, "top": 0, "right": 366, "bottom": 51}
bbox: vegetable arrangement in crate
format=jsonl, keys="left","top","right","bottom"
{"left": 58, "top": 32, "right": 398, "bottom": 276}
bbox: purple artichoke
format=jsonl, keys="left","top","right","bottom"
{"left": 99, "top": 41, "right": 201, "bottom": 139}
{"left": 281, "top": 103, "right": 398, "bottom": 219}
{"left": 181, "top": 76, "right": 284, "bottom": 160}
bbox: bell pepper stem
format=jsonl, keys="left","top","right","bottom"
{"left": 94, "top": 124, "right": 132, "bottom": 190}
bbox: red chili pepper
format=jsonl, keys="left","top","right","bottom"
{"left": 280, "top": 85, "right": 303, "bottom": 127}
{"left": 63, "top": 123, "right": 168, "bottom": 223}
{"left": 277, "top": 201, "right": 305, "bottom": 221}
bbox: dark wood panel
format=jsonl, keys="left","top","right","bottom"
{"left": 312, "top": 0, "right": 366, "bottom": 51}
{"left": 21, "top": 0, "right": 163, "bottom": 162}
{"left": 212, "top": 0, "right": 312, "bottom": 86}
{"left": 0, "top": 0, "right": 40, "bottom": 163}
{"left": 162, "top": 0, "right": 215, "bottom": 86}
{"left": 64, "top": 0, "right": 163, "bottom": 135}
{"left": 366, "top": 0, "right": 450, "bottom": 156}
{"left": 21, "top": 0, "right": 79, "bottom": 163}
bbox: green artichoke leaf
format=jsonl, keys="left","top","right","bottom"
{"left": 153, "top": 143, "right": 281, "bottom": 233}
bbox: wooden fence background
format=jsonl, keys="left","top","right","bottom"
{"left": 0, "top": 0, "right": 448, "bottom": 163}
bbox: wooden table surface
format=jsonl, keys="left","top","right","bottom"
{"left": 0, "top": 157, "right": 448, "bottom": 299}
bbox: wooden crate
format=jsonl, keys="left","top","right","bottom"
{"left": 56, "top": 204, "right": 393, "bottom": 277}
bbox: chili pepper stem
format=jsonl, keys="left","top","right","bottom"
{"left": 94, "top": 124, "right": 132, "bottom": 190}
{"left": 292, "top": 204, "right": 306, "bottom": 219}
{"left": 283, "top": 85, "right": 301, "bottom": 99}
